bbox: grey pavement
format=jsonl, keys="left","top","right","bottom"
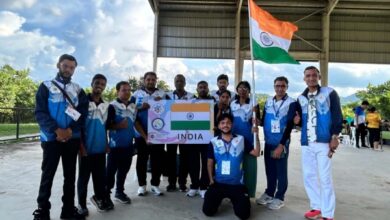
{"left": 0, "top": 131, "right": 389, "bottom": 220}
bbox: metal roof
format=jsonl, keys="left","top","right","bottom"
{"left": 148, "top": 0, "right": 390, "bottom": 85}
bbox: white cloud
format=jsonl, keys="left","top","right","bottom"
{"left": 0, "top": 11, "right": 25, "bottom": 36}
{"left": 0, "top": 0, "right": 37, "bottom": 9}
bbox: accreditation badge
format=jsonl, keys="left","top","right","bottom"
{"left": 271, "top": 119, "right": 281, "bottom": 133}
{"left": 65, "top": 106, "right": 81, "bottom": 121}
{"left": 221, "top": 160, "right": 231, "bottom": 175}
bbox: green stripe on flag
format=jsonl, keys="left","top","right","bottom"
{"left": 252, "top": 39, "right": 299, "bottom": 64}
{"left": 171, "top": 121, "right": 210, "bottom": 130}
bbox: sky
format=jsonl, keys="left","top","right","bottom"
{"left": 1, "top": 0, "right": 390, "bottom": 98}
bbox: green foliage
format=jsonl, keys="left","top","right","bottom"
{"left": 356, "top": 81, "right": 390, "bottom": 119}
{"left": 127, "top": 76, "right": 170, "bottom": 92}
{"left": 342, "top": 101, "right": 359, "bottom": 119}
{"left": 83, "top": 86, "right": 117, "bottom": 102}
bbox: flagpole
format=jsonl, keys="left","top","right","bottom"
{"left": 247, "top": 0, "right": 257, "bottom": 149}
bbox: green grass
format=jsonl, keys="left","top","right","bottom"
{"left": 382, "top": 131, "right": 390, "bottom": 140}
{"left": 0, "top": 123, "right": 39, "bottom": 137}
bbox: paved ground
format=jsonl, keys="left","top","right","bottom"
{"left": 0, "top": 131, "right": 389, "bottom": 220}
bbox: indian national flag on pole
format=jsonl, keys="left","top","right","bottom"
{"left": 171, "top": 103, "right": 211, "bottom": 130}
{"left": 248, "top": 0, "right": 299, "bottom": 64}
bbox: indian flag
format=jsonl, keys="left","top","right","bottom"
{"left": 171, "top": 103, "right": 211, "bottom": 130}
{"left": 248, "top": 0, "right": 299, "bottom": 64}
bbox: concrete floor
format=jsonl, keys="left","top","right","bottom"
{"left": 0, "top": 131, "right": 389, "bottom": 220}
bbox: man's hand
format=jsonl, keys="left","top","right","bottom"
{"left": 79, "top": 142, "right": 88, "bottom": 157}
{"left": 55, "top": 128, "right": 72, "bottom": 142}
{"left": 140, "top": 103, "right": 150, "bottom": 110}
{"left": 293, "top": 111, "right": 300, "bottom": 125}
{"left": 154, "top": 96, "right": 162, "bottom": 101}
{"left": 209, "top": 179, "right": 215, "bottom": 186}
{"left": 328, "top": 135, "right": 339, "bottom": 158}
{"left": 272, "top": 144, "right": 284, "bottom": 159}
{"left": 116, "top": 119, "right": 128, "bottom": 129}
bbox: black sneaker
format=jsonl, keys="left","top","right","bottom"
{"left": 32, "top": 208, "right": 50, "bottom": 220}
{"left": 166, "top": 184, "right": 177, "bottom": 192}
{"left": 60, "top": 207, "right": 85, "bottom": 219}
{"left": 179, "top": 185, "right": 188, "bottom": 192}
{"left": 90, "top": 196, "right": 106, "bottom": 212}
{"left": 105, "top": 197, "right": 114, "bottom": 211}
{"left": 114, "top": 192, "right": 131, "bottom": 204}
{"left": 77, "top": 205, "right": 89, "bottom": 217}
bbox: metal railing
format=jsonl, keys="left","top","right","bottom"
{"left": 0, "top": 107, "right": 39, "bottom": 142}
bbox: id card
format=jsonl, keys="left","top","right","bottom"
{"left": 271, "top": 119, "right": 280, "bottom": 133}
{"left": 65, "top": 106, "right": 81, "bottom": 121}
{"left": 221, "top": 160, "right": 231, "bottom": 175}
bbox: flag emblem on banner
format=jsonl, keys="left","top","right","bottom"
{"left": 171, "top": 103, "right": 210, "bottom": 130}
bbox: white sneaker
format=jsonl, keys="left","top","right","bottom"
{"left": 199, "top": 190, "right": 207, "bottom": 199}
{"left": 138, "top": 185, "right": 147, "bottom": 196}
{"left": 267, "top": 198, "right": 285, "bottom": 210}
{"left": 256, "top": 193, "right": 273, "bottom": 205}
{"left": 186, "top": 189, "right": 198, "bottom": 197}
{"left": 151, "top": 185, "right": 163, "bottom": 196}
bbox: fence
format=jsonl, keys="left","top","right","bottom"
{"left": 0, "top": 107, "right": 39, "bottom": 142}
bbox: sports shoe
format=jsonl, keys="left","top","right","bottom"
{"left": 179, "top": 185, "right": 188, "bottom": 192}
{"left": 166, "top": 184, "right": 177, "bottom": 192}
{"left": 186, "top": 189, "right": 198, "bottom": 197}
{"left": 267, "top": 198, "right": 285, "bottom": 210}
{"left": 322, "top": 218, "right": 334, "bottom": 220}
{"left": 77, "top": 205, "right": 89, "bottom": 216}
{"left": 151, "top": 185, "right": 164, "bottom": 196}
{"left": 105, "top": 197, "right": 114, "bottom": 210}
{"left": 304, "top": 209, "right": 322, "bottom": 219}
{"left": 138, "top": 185, "right": 147, "bottom": 196}
{"left": 199, "top": 190, "right": 207, "bottom": 199}
{"left": 60, "top": 206, "right": 85, "bottom": 219}
{"left": 256, "top": 193, "right": 273, "bottom": 205}
{"left": 114, "top": 192, "right": 131, "bottom": 204}
{"left": 90, "top": 195, "right": 106, "bottom": 211}
{"left": 32, "top": 208, "right": 50, "bottom": 220}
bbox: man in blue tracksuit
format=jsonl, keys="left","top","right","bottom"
{"left": 105, "top": 81, "right": 136, "bottom": 206}
{"left": 33, "top": 54, "right": 88, "bottom": 220}
{"left": 256, "top": 76, "right": 297, "bottom": 210}
{"left": 77, "top": 74, "right": 109, "bottom": 215}
{"left": 296, "top": 66, "right": 342, "bottom": 220}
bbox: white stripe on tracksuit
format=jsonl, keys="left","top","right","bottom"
{"left": 302, "top": 142, "right": 335, "bottom": 218}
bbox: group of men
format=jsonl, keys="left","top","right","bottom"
{"left": 32, "top": 54, "right": 342, "bottom": 220}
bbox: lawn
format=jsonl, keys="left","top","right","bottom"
{"left": 0, "top": 123, "right": 40, "bottom": 137}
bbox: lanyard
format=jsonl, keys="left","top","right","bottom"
{"left": 222, "top": 139, "right": 232, "bottom": 157}
{"left": 273, "top": 96, "right": 286, "bottom": 118}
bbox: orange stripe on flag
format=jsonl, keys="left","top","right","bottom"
{"left": 249, "top": 0, "right": 297, "bottom": 40}
{"left": 171, "top": 103, "right": 210, "bottom": 112}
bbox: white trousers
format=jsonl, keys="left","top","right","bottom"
{"left": 302, "top": 142, "right": 335, "bottom": 218}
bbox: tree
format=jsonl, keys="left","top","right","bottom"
{"left": 356, "top": 81, "right": 390, "bottom": 119}
{"left": 127, "top": 76, "right": 170, "bottom": 92}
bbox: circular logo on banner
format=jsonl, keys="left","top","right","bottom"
{"left": 260, "top": 32, "right": 274, "bottom": 46}
{"left": 152, "top": 118, "right": 165, "bottom": 130}
{"left": 186, "top": 112, "right": 195, "bottom": 120}
{"left": 152, "top": 103, "right": 165, "bottom": 115}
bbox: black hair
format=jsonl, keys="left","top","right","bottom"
{"left": 304, "top": 66, "right": 320, "bottom": 74}
{"left": 368, "top": 106, "right": 376, "bottom": 112}
{"left": 92, "top": 73, "right": 107, "bottom": 83}
{"left": 236, "top": 81, "right": 251, "bottom": 92}
{"left": 274, "top": 76, "right": 289, "bottom": 85}
{"left": 116, "top": 81, "right": 130, "bottom": 91}
{"left": 144, "top": 71, "right": 157, "bottom": 79}
{"left": 217, "top": 74, "right": 229, "bottom": 82}
{"left": 58, "top": 54, "right": 78, "bottom": 66}
{"left": 219, "top": 90, "right": 231, "bottom": 97}
{"left": 197, "top": 80, "right": 208, "bottom": 86}
{"left": 217, "top": 113, "right": 234, "bottom": 125}
{"left": 362, "top": 100, "right": 369, "bottom": 105}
